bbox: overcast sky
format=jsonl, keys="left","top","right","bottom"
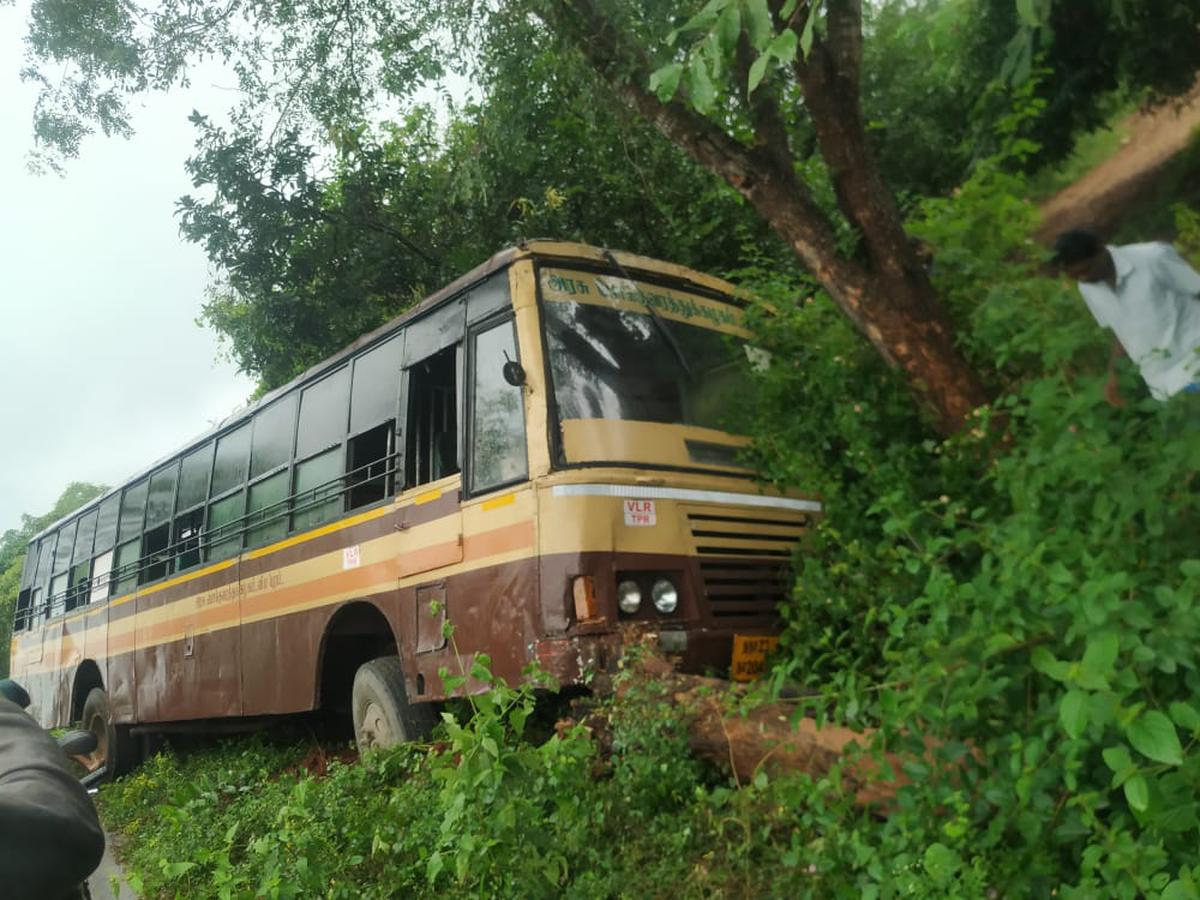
{"left": 0, "top": 2, "right": 256, "bottom": 536}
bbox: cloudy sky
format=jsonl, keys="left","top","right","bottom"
{"left": 0, "top": 2, "right": 256, "bottom": 535}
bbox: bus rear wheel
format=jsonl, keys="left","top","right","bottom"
{"left": 351, "top": 656, "right": 434, "bottom": 753}
{"left": 81, "top": 687, "right": 136, "bottom": 781}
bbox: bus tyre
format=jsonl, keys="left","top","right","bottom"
{"left": 351, "top": 656, "right": 434, "bottom": 752}
{"left": 81, "top": 687, "right": 136, "bottom": 780}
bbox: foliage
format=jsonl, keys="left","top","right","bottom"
{"left": 100, "top": 661, "right": 868, "bottom": 898}
{"left": 0, "top": 482, "right": 106, "bottom": 678}
{"left": 737, "top": 114, "right": 1200, "bottom": 894}
{"left": 183, "top": 33, "right": 786, "bottom": 390}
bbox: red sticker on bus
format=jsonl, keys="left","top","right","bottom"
{"left": 623, "top": 499, "right": 656, "bottom": 526}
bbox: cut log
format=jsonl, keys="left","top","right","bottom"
{"left": 598, "top": 632, "right": 912, "bottom": 808}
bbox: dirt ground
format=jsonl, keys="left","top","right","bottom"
{"left": 1037, "top": 82, "right": 1200, "bottom": 243}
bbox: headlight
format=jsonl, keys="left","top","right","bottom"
{"left": 617, "top": 580, "right": 642, "bottom": 614}
{"left": 652, "top": 578, "right": 678, "bottom": 614}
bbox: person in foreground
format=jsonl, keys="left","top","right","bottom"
{"left": 1053, "top": 228, "right": 1200, "bottom": 406}
{"left": 0, "top": 693, "right": 105, "bottom": 899}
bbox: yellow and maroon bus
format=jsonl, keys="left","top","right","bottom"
{"left": 9, "top": 242, "right": 819, "bottom": 775}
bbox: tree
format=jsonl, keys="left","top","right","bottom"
{"left": 17, "top": 1, "right": 1200, "bottom": 431}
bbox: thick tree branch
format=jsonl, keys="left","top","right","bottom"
{"left": 542, "top": 0, "right": 872, "bottom": 311}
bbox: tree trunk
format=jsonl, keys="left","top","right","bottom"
{"left": 569, "top": 640, "right": 912, "bottom": 809}
{"left": 544, "top": 0, "right": 991, "bottom": 437}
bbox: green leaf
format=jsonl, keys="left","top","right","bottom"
{"left": 671, "top": 0, "right": 732, "bottom": 42}
{"left": 799, "top": 2, "right": 819, "bottom": 58}
{"left": 686, "top": 57, "right": 717, "bottom": 114}
{"left": 767, "top": 28, "right": 798, "bottom": 64}
{"left": 1169, "top": 701, "right": 1200, "bottom": 732}
{"left": 716, "top": 2, "right": 741, "bottom": 54}
{"left": 923, "top": 843, "right": 961, "bottom": 885}
{"left": 1123, "top": 774, "right": 1149, "bottom": 812}
{"left": 1031, "top": 647, "right": 1070, "bottom": 683}
{"left": 1059, "top": 690, "right": 1089, "bottom": 739}
{"left": 743, "top": 0, "right": 773, "bottom": 51}
{"left": 1082, "top": 631, "right": 1118, "bottom": 676}
{"left": 1154, "top": 802, "right": 1199, "bottom": 834}
{"left": 1127, "top": 710, "right": 1184, "bottom": 766}
{"left": 1016, "top": 0, "right": 1040, "bottom": 27}
{"left": 747, "top": 53, "right": 770, "bottom": 94}
{"left": 780, "top": 0, "right": 799, "bottom": 18}
{"left": 1162, "top": 879, "right": 1200, "bottom": 900}
{"left": 649, "top": 63, "right": 684, "bottom": 102}
{"left": 1102, "top": 745, "right": 1133, "bottom": 779}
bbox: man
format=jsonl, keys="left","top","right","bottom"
{"left": 0, "top": 693, "right": 105, "bottom": 899}
{"left": 1053, "top": 229, "right": 1200, "bottom": 406}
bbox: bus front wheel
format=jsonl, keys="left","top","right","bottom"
{"left": 351, "top": 656, "right": 434, "bottom": 753}
{"left": 81, "top": 687, "right": 136, "bottom": 780}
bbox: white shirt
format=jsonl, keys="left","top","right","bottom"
{"left": 1078, "top": 243, "right": 1200, "bottom": 399}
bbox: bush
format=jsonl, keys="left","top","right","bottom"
{"left": 737, "top": 112, "right": 1200, "bottom": 896}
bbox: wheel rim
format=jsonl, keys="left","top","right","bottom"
{"left": 357, "top": 699, "right": 396, "bottom": 749}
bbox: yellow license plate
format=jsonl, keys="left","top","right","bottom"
{"left": 730, "top": 634, "right": 780, "bottom": 682}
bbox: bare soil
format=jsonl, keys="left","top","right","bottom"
{"left": 1037, "top": 82, "right": 1200, "bottom": 243}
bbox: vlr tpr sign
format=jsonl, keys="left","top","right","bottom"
{"left": 623, "top": 499, "right": 657, "bottom": 527}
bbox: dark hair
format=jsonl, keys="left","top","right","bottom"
{"left": 1052, "top": 229, "right": 1102, "bottom": 265}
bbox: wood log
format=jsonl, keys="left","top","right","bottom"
{"left": 601, "top": 633, "right": 912, "bottom": 808}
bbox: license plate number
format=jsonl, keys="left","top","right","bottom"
{"left": 730, "top": 634, "right": 779, "bottom": 682}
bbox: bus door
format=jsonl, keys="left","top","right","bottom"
{"left": 398, "top": 300, "right": 466, "bottom": 665}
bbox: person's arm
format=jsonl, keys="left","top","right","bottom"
{"left": 1156, "top": 245, "right": 1200, "bottom": 298}
{"left": 1105, "top": 337, "right": 1127, "bottom": 407}
{"left": 0, "top": 698, "right": 105, "bottom": 900}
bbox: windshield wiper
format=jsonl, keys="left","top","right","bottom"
{"left": 602, "top": 248, "right": 694, "bottom": 381}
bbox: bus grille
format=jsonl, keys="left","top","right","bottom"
{"left": 687, "top": 510, "right": 809, "bottom": 620}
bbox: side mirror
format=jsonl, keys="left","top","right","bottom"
{"left": 502, "top": 359, "right": 526, "bottom": 387}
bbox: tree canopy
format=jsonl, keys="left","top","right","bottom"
{"left": 18, "top": 0, "right": 1200, "bottom": 430}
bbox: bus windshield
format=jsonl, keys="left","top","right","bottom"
{"left": 540, "top": 267, "right": 754, "bottom": 468}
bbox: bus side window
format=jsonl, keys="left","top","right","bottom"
{"left": 346, "top": 421, "right": 394, "bottom": 509}
{"left": 15, "top": 589, "right": 31, "bottom": 632}
{"left": 32, "top": 535, "right": 55, "bottom": 621}
{"left": 50, "top": 522, "right": 75, "bottom": 618}
{"left": 29, "top": 588, "right": 43, "bottom": 628}
{"left": 173, "top": 443, "right": 213, "bottom": 573}
{"left": 90, "top": 493, "right": 120, "bottom": 604}
{"left": 114, "top": 480, "right": 148, "bottom": 597}
{"left": 142, "top": 463, "right": 179, "bottom": 584}
{"left": 295, "top": 368, "right": 350, "bottom": 528}
{"left": 404, "top": 346, "right": 459, "bottom": 488}
{"left": 68, "top": 509, "right": 98, "bottom": 610}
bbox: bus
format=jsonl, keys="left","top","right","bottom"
{"left": 9, "top": 241, "right": 820, "bottom": 776}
